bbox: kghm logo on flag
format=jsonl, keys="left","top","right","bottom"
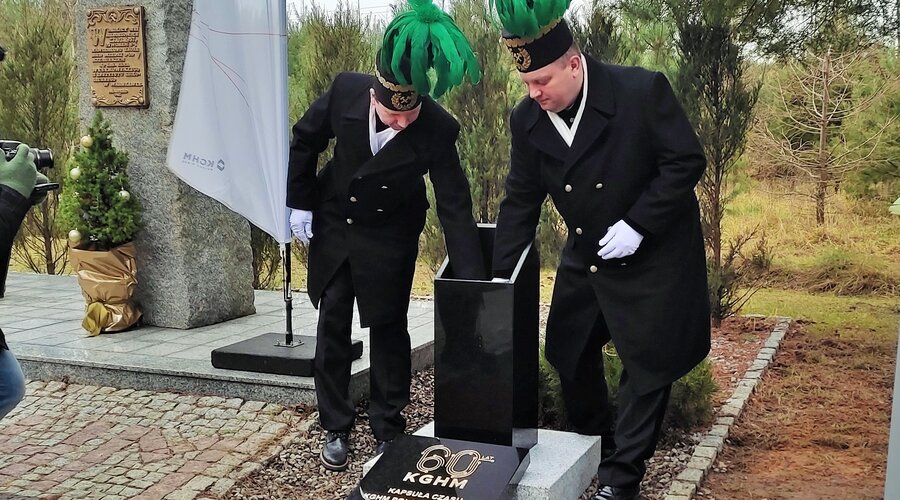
{"left": 180, "top": 152, "right": 225, "bottom": 172}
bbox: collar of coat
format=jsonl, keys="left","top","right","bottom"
{"left": 337, "top": 75, "right": 436, "bottom": 177}
{"left": 520, "top": 55, "right": 617, "bottom": 169}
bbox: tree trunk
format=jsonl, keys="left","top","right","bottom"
{"left": 40, "top": 202, "right": 56, "bottom": 275}
{"left": 816, "top": 178, "right": 827, "bottom": 225}
{"left": 816, "top": 49, "right": 832, "bottom": 226}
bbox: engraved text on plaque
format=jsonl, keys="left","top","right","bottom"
{"left": 87, "top": 6, "right": 149, "bottom": 107}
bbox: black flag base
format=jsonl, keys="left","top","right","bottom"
{"left": 356, "top": 434, "right": 530, "bottom": 500}
{"left": 211, "top": 333, "right": 363, "bottom": 377}
{"left": 211, "top": 243, "right": 363, "bottom": 377}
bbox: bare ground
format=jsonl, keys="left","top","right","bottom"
{"left": 700, "top": 321, "right": 896, "bottom": 500}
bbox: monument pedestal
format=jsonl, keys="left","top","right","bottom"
{"left": 360, "top": 225, "right": 540, "bottom": 499}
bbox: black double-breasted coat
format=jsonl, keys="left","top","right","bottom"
{"left": 287, "top": 72, "right": 484, "bottom": 327}
{"left": 0, "top": 184, "right": 30, "bottom": 348}
{"left": 493, "top": 56, "right": 711, "bottom": 395}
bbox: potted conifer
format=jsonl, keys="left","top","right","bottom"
{"left": 58, "top": 111, "right": 141, "bottom": 335}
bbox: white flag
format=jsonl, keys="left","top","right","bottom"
{"left": 167, "top": 0, "right": 291, "bottom": 243}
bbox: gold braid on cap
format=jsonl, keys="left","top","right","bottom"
{"left": 376, "top": 67, "right": 416, "bottom": 92}
{"left": 501, "top": 17, "right": 563, "bottom": 48}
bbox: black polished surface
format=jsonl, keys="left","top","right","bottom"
{"left": 433, "top": 225, "right": 539, "bottom": 448}
{"left": 360, "top": 434, "right": 529, "bottom": 500}
{"left": 210, "top": 333, "right": 363, "bottom": 377}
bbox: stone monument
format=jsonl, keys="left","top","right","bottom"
{"left": 74, "top": 2, "right": 255, "bottom": 328}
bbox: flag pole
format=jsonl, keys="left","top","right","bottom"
{"left": 277, "top": 0, "right": 297, "bottom": 348}
{"left": 278, "top": 243, "right": 298, "bottom": 346}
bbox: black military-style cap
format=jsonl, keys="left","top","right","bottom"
{"left": 501, "top": 18, "right": 573, "bottom": 73}
{"left": 373, "top": 53, "right": 422, "bottom": 112}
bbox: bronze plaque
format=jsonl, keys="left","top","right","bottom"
{"left": 87, "top": 6, "right": 149, "bottom": 107}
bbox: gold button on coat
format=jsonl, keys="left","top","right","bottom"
{"left": 575, "top": 228, "right": 583, "bottom": 235}
{"left": 590, "top": 265, "right": 598, "bottom": 273}
{"left": 565, "top": 184, "right": 573, "bottom": 192}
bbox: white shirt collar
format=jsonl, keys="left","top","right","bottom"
{"left": 546, "top": 54, "right": 589, "bottom": 147}
{"left": 369, "top": 101, "right": 399, "bottom": 155}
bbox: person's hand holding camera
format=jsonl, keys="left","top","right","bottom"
{"left": 0, "top": 143, "right": 47, "bottom": 205}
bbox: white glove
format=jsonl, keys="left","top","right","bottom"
{"left": 290, "top": 209, "right": 314, "bottom": 244}
{"left": 597, "top": 220, "right": 643, "bottom": 260}
{"left": 491, "top": 277, "right": 510, "bottom": 283}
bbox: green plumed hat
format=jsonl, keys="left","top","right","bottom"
{"left": 378, "top": 0, "right": 481, "bottom": 99}
{"left": 492, "top": 0, "right": 574, "bottom": 72}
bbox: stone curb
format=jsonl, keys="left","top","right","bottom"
{"left": 663, "top": 316, "right": 791, "bottom": 500}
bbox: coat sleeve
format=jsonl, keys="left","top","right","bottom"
{"left": 492, "top": 109, "right": 547, "bottom": 278}
{"left": 429, "top": 123, "right": 486, "bottom": 280}
{"left": 625, "top": 72, "right": 706, "bottom": 236}
{"left": 286, "top": 75, "right": 339, "bottom": 210}
{"left": 0, "top": 185, "right": 29, "bottom": 249}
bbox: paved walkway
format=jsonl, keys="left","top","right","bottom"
{"left": 0, "top": 272, "right": 437, "bottom": 499}
{"left": 0, "top": 380, "right": 301, "bottom": 499}
{"left": 1, "top": 273, "right": 435, "bottom": 405}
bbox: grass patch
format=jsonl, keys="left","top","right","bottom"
{"left": 724, "top": 184, "right": 900, "bottom": 296}
{"left": 743, "top": 287, "right": 899, "bottom": 340}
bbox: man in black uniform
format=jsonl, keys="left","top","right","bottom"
{"left": 286, "top": 0, "right": 484, "bottom": 471}
{"left": 490, "top": 1, "right": 711, "bottom": 498}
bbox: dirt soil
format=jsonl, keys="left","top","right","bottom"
{"left": 700, "top": 321, "right": 896, "bottom": 500}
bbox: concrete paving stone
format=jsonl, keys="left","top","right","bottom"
{"left": 693, "top": 446, "right": 718, "bottom": 460}
{"left": 676, "top": 468, "right": 705, "bottom": 483}
{"left": 109, "top": 475, "right": 131, "bottom": 485}
{"left": 709, "top": 424, "right": 730, "bottom": 438}
{"left": 209, "top": 478, "right": 236, "bottom": 495}
{"left": 129, "top": 478, "right": 156, "bottom": 489}
{"left": 668, "top": 480, "right": 697, "bottom": 497}
{"left": 164, "top": 489, "right": 202, "bottom": 500}
{"left": 4, "top": 317, "right": 66, "bottom": 329}
{"left": 184, "top": 475, "right": 217, "bottom": 491}
{"left": 119, "top": 486, "right": 143, "bottom": 496}
{"left": 106, "top": 484, "right": 126, "bottom": 495}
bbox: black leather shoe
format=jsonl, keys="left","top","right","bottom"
{"left": 375, "top": 439, "right": 392, "bottom": 456}
{"left": 320, "top": 431, "right": 350, "bottom": 471}
{"left": 591, "top": 484, "right": 641, "bottom": 500}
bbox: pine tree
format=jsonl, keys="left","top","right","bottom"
{"left": 0, "top": 0, "right": 78, "bottom": 275}
{"left": 58, "top": 111, "right": 140, "bottom": 251}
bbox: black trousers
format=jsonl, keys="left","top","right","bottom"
{"left": 314, "top": 261, "right": 411, "bottom": 441}
{"left": 559, "top": 323, "right": 671, "bottom": 488}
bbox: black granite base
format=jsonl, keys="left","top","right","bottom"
{"left": 210, "top": 333, "right": 363, "bottom": 376}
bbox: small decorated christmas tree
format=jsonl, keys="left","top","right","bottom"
{"left": 59, "top": 111, "right": 142, "bottom": 336}
{"left": 58, "top": 110, "right": 140, "bottom": 250}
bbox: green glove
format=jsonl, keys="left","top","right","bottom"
{"left": 0, "top": 143, "right": 38, "bottom": 199}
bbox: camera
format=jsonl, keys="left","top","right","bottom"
{"left": 0, "top": 140, "right": 54, "bottom": 170}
